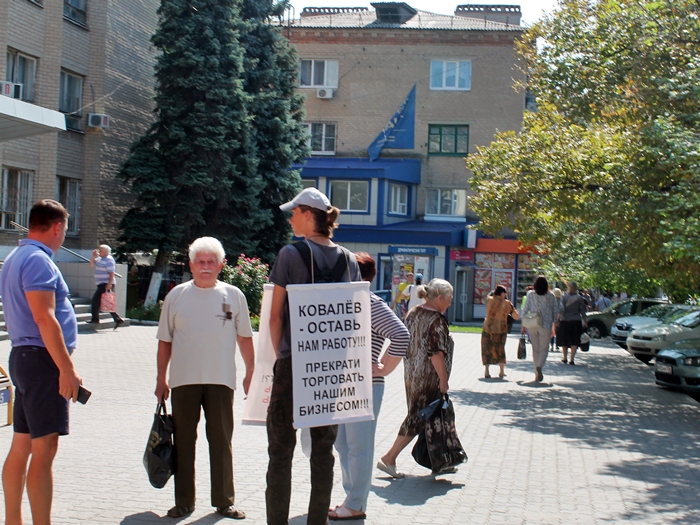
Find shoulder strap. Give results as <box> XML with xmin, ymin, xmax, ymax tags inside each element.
<box><xmin>292</xmin><ymin>241</ymin><xmax>349</xmax><ymax>283</ymax></box>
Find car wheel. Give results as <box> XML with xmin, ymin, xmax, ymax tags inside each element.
<box><xmin>587</xmin><ymin>323</ymin><xmax>605</xmax><ymax>339</ymax></box>
<box><xmin>634</xmin><ymin>353</ymin><xmax>652</xmax><ymax>364</ymax></box>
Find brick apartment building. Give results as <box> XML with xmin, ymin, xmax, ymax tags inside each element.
<box><xmin>0</xmin><ymin>0</ymin><xmax>157</xmax><ymax>261</ymax></box>
<box><xmin>284</xmin><ymin>2</ymin><xmax>538</xmax><ymax>321</ymax></box>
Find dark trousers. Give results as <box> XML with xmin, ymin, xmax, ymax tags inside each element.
<box><xmin>171</xmin><ymin>384</ymin><xmax>235</xmax><ymax>508</ymax></box>
<box><xmin>90</xmin><ymin>283</ymin><xmax>122</xmax><ymax>323</ymax></box>
<box><xmin>266</xmin><ymin>356</ymin><xmax>337</xmax><ymax>525</ymax></box>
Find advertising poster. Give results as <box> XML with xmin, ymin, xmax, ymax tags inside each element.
<box><xmin>287</xmin><ymin>281</ymin><xmax>373</xmax><ymax>429</ymax></box>
<box><xmin>242</xmin><ymin>284</ymin><xmax>276</xmax><ymax>425</ymax></box>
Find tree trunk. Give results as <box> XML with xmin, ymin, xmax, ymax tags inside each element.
<box><xmin>144</xmin><ymin>249</ymin><xmax>168</xmax><ymax>307</ymax></box>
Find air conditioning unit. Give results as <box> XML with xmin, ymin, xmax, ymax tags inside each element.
<box><xmin>88</xmin><ymin>113</ymin><xmax>110</xmax><ymax>129</ymax></box>
<box><xmin>0</xmin><ymin>81</ymin><xmax>22</xmax><ymax>99</ymax></box>
<box><xmin>316</xmin><ymin>88</ymin><xmax>334</xmax><ymax>99</ymax></box>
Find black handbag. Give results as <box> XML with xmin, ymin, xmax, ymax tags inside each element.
<box><xmin>517</xmin><ymin>336</ymin><xmax>527</xmax><ymax>359</ymax></box>
<box><xmin>411</xmin><ymin>394</ymin><xmax>467</xmax><ymax>474</ymax></box>
<box><xmin>143</xmin><ymin>402</ymin><xmax>176</xmax><ymax>489</ymax></box>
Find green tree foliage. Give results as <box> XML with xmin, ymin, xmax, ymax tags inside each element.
<box><xmin>239</xmin><ymin>0</ymin><xmax>307</xmax><ymax>264</ymax></box>
<box><xmin>467</xmin><ymin>0</ymin><xmax>700</xmax><ymax>298</ymax></box>
<box><xmin>119</xmin><ymin>0</ymin><xmax>306</xmax><ymax>270</ymax></box>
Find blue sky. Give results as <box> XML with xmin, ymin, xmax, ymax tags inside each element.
<box><xmin>289</xmin><ymin>1</ymin><xmax>558</xmax><ymax>26</ymax></box>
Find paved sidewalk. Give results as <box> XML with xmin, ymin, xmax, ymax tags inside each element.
<box><xmin>0</xmin><ymin>327</ymin><xmax>699</xmax><ymax>524</ymax></box>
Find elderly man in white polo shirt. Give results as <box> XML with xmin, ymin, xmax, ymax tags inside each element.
<box><xmin>155</xmin><ymin>237</ymin><xmax>255</xmax><ymax>520</ymax></box>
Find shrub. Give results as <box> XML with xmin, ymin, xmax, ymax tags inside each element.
<box><xmin>126</xmin><ymin>301</ymin><xmax>163</xmax><ymax>321</ymax></box>
<box><xmin>220</xmin><ymin>254</ymin><xmax>269</xmax><ymax>315</ymax></box>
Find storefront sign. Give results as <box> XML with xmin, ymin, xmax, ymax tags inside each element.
<box><xmin>450</xmin><ymin>249</ymin><xmax>474</xmax><ymax>261</ymax></box>
<box><xmin>287</xmin><ymin>281</ymin><xmax>373</xmax><ymax>429</ymax></box>
<box><xmin>388</xmin><ymin>246</ymin><xmax>439</xmax><ymax>256</ymax></box>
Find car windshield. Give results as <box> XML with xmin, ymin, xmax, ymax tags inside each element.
<box><xmin>661</xmin><ymin>307</ymin><xmax>696</xmax><ymax>322</ymax></box>
<box><xmin>672</xmin><ymin>310</ymin><xmax>700</xmax><ymax>328</ymax></box>
<box><xmin>641</xmin><ymin>304</ymin><xmax>673</xmax><ymax>319</ymax></box>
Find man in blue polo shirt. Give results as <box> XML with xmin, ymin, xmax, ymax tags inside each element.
<box><xmin>0</xmin><ymin>199</ymin><xmax>82</xmax><ymax>525</ymax></box>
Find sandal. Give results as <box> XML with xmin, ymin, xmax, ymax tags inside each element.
<box><xmin>216</xmin><ymin>505</ymin><xmax>246</xmax><ymax>519</ymax></box>
<box><xmin>167</xmin><ymin>506</ymin><xmax>194</xmax><ymax>518</ymax></box>
<box><xmin>329</xmin><ymin>505</ymin><xmax>366</xmax><ymax>521</ymax></box>
<box><xmin>376</xmin><ymin>459</ymin><xmax>405</xmax><ymax>479</ymax></box>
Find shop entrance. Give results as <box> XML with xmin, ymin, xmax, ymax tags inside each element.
<box><xmin>455</xmin><ymin>267</ymin><xmax>472</xmax><ymax>322</ymax></box>
<box><xmin>472</xmin><ymin>253</ymin><xmax>516</xmax><ymax>319</ymax></box>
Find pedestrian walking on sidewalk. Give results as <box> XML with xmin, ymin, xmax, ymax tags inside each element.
<box><xmin>481</xmin><ymin>286</ymin><xmax>518</xmax><ymax>379</ymax></box>
<box><xmin>329</xmin><ymin>252</ymin><xmax>409</xmax><ymax>521</ymax></box>
<box><xmin>378</xmin><ymin>279</ymin><xmax>454</xmax><ymax>478</ymax></box>
<box><xmin>557</xmin><ymin>281</ymin><xmax>588</xmax><ymax>366</ymax></box>
<box><xmin>0</xmin><ymin>199</ymin><xmax>82</xmax><ymax>525</ymax></box>
<box><xmin>88</xmin><ymin>244</ymin><xmax>125</xmax><ymax>329</ymax></box>
<box><xmin>522</xmin><ymin>276</ymin><xmax>558</xmax><ymax>382</ymax></box>
<box><xmin>155</xmin><ymin>236</ymin><xmax>255</xmax><ymax>520</ymax></box>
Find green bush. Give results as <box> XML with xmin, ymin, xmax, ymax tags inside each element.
<box><xmin>126</xmin><ymin>301</ymin><xmax>163</xmax><ymax>321</ymax></box>
<box><xmin>220</xmin><ymin>254</ymin><xmax>269</xmax><ymax>315</ymax></box>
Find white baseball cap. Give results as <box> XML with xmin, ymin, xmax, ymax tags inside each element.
<box><xmin>279</xmin><ymin>187</ymin><xmax>331</xmax><ymax>212</ymax></box>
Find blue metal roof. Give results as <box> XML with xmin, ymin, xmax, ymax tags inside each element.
<box><xmin>334</xmin><ymin>219</ymin><xmax>477</xmax><ymax>246</ymax></box>
<box><xmin>294</xmin><ymin>157</ymin><xmax>421</xmax><ymax>184</ymax></box>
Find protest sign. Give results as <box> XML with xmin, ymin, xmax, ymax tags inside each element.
<box><xmin>287</xmin><ymin>281</ymin><xmax>373</xmax><ymax>429</ymax></box>
<box><xmin>242</xmin><ymin>284</ymin><xmax>276</xmax><ymax>425</ymax></box>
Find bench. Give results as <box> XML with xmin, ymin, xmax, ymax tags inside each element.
<box><xmin>0</xmin><ymin>365</ymin><xmax>13</xmax><ymax>426</ymax></box>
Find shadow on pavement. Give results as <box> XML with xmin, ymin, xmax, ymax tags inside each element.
<box><xmin>450</xmin><ymin>347</ymin><xmax>700</xmax><ymax>523</ymax></box>
<box><xmin>371</xmin><ymin>475</ymin><xmax>464</xmax><ymax>505</ymax></box>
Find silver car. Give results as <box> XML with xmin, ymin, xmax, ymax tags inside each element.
<box><xmin>655</xmin><ymin>340</ymin><xmax>700</xmax><ymax>393</ymax></box>
<box><xmin>610</xmin><ymin>305</ymin><xmax>692</xmax><ymax>348</ymax></box>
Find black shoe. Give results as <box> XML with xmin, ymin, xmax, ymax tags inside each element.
<box><xmin>86</xmin><ymin>320</ymin><xmax>100</xmax><ymax>324</ymax></box>
<box><xmin>114</xmin><ymin>319</ymin><xmax>125</xmax><ymax>330</ymax></box>
<box><xmin>569</xmin><ymin>360</ymin><xmax>576</xmax><ymax>365</ymax></box>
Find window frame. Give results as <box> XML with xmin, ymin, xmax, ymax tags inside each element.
<box><xmin>329</xmin><ymin>180</ymin><xmax>370</xmax><ymax>213</ymax></box>
<box><xmin>59</xmin><ymin>70</ymin><xmax>83</xmax><ymax>131</ymax></box>
<box><xmin>305</xmin><ymin>122</ymin><xmax>336</xmax><ymax>155</ymax></box>
<box><xmin>56</xmin><ymin>176</ymin><xmax>81</xmax><ymax>236</ymax></box>
<box><xmin>428</xmin><ymin>124</ymin><xmax>470</xmax><ymax>156</ymax></box>
<box><xmin>389</xmin><ymin>183</ymin><xmax>408</xmax><ymax>216</ymax></box>
<box><xmin>425</xmin><ymin>188</ymin><xmax>467</xmax><ymax>217</ymax></box>
<box><xmin>299</xmin><ymin>59</ymin><xmax>339</xmax><ymax>88</ymax></box>
<box><xmin>0</xmin><ymin>168</ymin><xmax>34</xmax><ymax>230</ymax></box>
<box><xmin>429</xmin><ymin>60</ymin><xmax>471</xmax><ymax>91</ymax></box>
<box><xmin>63</xmin><ymin>0</ymin><xmax>87</xmax><ymax>26</ymax></box>
<box><xmin>5</xmin><ymin>49</ymin><xmax>37</xmax><ymax>102</ymax></box>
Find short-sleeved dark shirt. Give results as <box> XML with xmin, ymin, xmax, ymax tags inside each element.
<box><xmin>269</xmin><ymin>240</ymin><xmax>361</xmax><ymax>359</ymax></box>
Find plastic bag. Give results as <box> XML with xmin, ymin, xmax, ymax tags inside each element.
<box><xmin>517</xmin><ymin>336</ymin><xmax>527</xmax><ymax>360</ymax></box>
<box><xmin>411</xmin><ymin>394</ymin><xmax>467</xmax><ymax>474</ymax></box>
<box><xmin>100</xmin><ymin>291</ymin><xmax>117</xmax><ymax>313</ymax></box>
<box><xmin>143</xmin><ymin>402</ymin><xmax>176</xmax><ymax>489</ymax></box>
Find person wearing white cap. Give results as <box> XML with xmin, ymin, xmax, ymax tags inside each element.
<box><xmin>265</xmin><ymin>187</ymin><xmax>361</xmax><ymax>525</ymax></box>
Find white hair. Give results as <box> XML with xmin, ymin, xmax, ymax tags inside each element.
<box><xmin>416</xmin><ymin>278</ymin><xmax>453</xmax><ymax>301</ymax></box>
<box><xmin>99</xmin><ymin>244</ymin><xmax>111</xmax><ymax>255</ymax></box>
<box><xmin>188</xmin><ymin>237</ymin><xmax>225</xmax><ymax>263</ymax></box>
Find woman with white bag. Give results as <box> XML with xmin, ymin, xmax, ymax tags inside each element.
<box><xmin>522</xmin><ymin>276</ymin><xmax>558</xmax><ymax>382</ymax></box>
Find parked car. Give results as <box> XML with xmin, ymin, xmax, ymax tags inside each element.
<box><xmin>610</xmin><ymin>304</ymin><xmax>694</xmax><ymax>348</ymax></box>
<box><xmin>627</xmin><ymin>309</ymin><xmax>700</xmax><ymax>363</ymax></box>
<box><xmin>585</xmin><ymin>298</ymin><xmax>669</xmax><ymax>339</ymax></box>
<box><xmin>654</xmin><ymin>340</ymin><xmax>700</xmax><ymax>393</ymax></box>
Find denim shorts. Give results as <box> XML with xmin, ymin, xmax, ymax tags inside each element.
<box><xmin>9</xmin><ymin>345</ymin><xmax>69</xmax><ymax>438</ymax></box>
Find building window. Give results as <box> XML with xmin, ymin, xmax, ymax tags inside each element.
<box><xmin>56</xmin><ymin>176</ymin><xmax>80</xmax><ymax>236</ymax></box>
<box><xmin>306</xmin><ymin>123</ymin><xmax>336</xmax><ymax>154</ymax></box>
<box><xmin>64</xmin><ymin>0</ymin><xmax>87</xmax><ymax>25</ymax></box>
<box><xmin>0</xmin><ymin>168</ymin><xmax>33</xmax><ymax>230</ymax></box>
<box><xmin>430</xmin><ymin>60</ymin><xmax>471</xmax><ymax>91</ymax></box>
<box><xmin>300</xmin><ymin>59</ymin><xmax>338</xmax><ymax>88</ymax></box>
<box><xmin>425</xmin><ymin>188</ymin><xmax>467</xmax><ymax>216</ymax></box>
<box><xmin>389</xmin><ymin>184</ymin><xmax>408</xmax><ymax>215</ymax></box>
<box><xmin>59</xmin><ymin>70</ymin><xmax>83</xmax><ymax>131</ymax></box>
<box><xmin>5</xmin><ymin>50</ymin><xmax>37</xmax><ymax>102</ymax></box>
<box><xmin>428</xmin><ymin>125</ymin><xmax>469</xmax><ymax>155</ymax></box>
<box><xmin>330</xmin><ymin>180</ymin><xmax>369</xmax><ymax>212</ymax></box>
<box><xmin>301</xmin><ymin>179</ymin><xmax>317</xmax><ymax>189</ymax></box>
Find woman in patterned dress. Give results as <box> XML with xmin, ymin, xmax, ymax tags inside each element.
<box><xmin>376</xmin><ymin>279</ymin><xmax>454</xmax><ymax>478</ymax></box>
<box><xmin>481</xmin><ymin>285</ymin><xmax>518</xmax><ymax>379</ymax></box>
